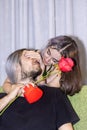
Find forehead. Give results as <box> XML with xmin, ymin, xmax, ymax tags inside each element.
<box><xmin>48</xmin><ymin>47</ymin><xmax>61</xmax><ymax>60</ymax></box>
<box><xmin>21</xmin><ymin>50</ymin><xmax>41</xmax><ymax>61</ymax></box>
<box><xmin>22</xmin><ymin>50</ymin><xmax>38</xmax><ymax>56</ymax></box>
<box><xmin>48</xmin><ymin>47</ymin><xmax>61</xmax><ymax>56</ymax></box>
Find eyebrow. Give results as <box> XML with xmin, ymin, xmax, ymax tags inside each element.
<box><xmin>52</xmin><ymin>57</ymin><xmax>59</xmax><ymax>63</ymax></box>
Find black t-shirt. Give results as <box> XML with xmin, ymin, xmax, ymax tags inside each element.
<box><xmin>0</xmin><ymin>85</ymin><xmax>79</xmax><ymax>130</ymax></box>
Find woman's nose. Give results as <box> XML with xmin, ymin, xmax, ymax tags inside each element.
<box><xmin>46</xmin><ymin>56</ymin><xmax>52</xmax><ymax>62</ymax></box>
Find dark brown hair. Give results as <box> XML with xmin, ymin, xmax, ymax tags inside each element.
<box><xmin>44</xmin><ymin>36</ymin><xmax>82</xmax><ymax>96</ymax></box>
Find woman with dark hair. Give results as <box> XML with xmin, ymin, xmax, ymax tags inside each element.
<box><xmin>41</xmin><ymin>36</ymin><xmax>82</xmax><ymax>95</ymax></box>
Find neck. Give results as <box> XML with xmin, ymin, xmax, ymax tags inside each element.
<box><xmin>18</xmin><ymin>77</ymin><xmax>35</xmax><ymax>85</ymax></box>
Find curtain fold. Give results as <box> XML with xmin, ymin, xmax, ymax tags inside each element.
<box><xmin>0</xmin><ymin>0</ymin><xmax>87</xmax><ymax>85</ymax></box>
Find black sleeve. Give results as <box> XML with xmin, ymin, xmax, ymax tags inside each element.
<box><xmin>55</xmin><ymin>89</ymin><xmax>79</xmax><ymax>128</ymax></box>
<box><xmin>0</xmin><ymin>93</ymin><xmax>7</xmax><ymax>98</ymax></box>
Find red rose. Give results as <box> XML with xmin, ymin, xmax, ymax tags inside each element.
<box><xmin>58</xmin><ymin>57</ymin><xmax>74</xmax><ymax>72</ymax></box>
<box><xmin>24</xmin><ymin>83</ymin><xmax>43</xmax><ymax>104</ymax></box>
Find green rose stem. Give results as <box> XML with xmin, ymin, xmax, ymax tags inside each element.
<box><xmin>0</xmin><ymin>94</ymin><xmax>20</xmax><ymax>116</ymax></box>
<box><xmin>35</xmin><ymin>69</ymin><xmax>61</xmax><ymax>84</ymax></box>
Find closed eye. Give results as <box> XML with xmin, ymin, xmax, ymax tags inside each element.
<box><xmin>52</xmin><ymin>58</ymin><xmax>58</xmax><ymax>63</ymax></box>
<box><xmin>47</xmin><ymin>48</ymin><xmax>51</xmax><ymax>55</ymax></box>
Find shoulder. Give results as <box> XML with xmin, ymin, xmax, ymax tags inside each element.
<box><xmin>39</xmin><ymin>85</ymin><xmax>65</xmax><ymax>100</ymax></box>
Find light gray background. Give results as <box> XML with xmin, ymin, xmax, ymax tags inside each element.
<box><xmin>0</xmin><ymin>0</ymin><xmax>87</xmax><ymax>85</ymax></box>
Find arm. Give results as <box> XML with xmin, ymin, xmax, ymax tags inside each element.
<box><xmin>59</xmin><ymin>123</ymin><xmax>74</xmax><ymax>130</ymax></box>
<box><xmin>46</xmin><ymin>67</ymin><xmax>61</xmax><ymax>87</ymax></box>
<box><xmin>2</xmin><ymin>78</ymin><xmax>12</xmax><ymax>93</ymax></box>
<box><xmin>0</xmin><ymin>85</ymin><xmax>24</xmax><ymax>112</ymax></box>
<box><xmin>2</xmin><ymin>78</ymin><xmax>18</xmax><ymax>94</ymax></box>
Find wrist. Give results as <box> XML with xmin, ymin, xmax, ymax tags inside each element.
<box><xmin>7</xmin><ymin>93</ymin><xmax>16</xmax><ymax>101</ymax></box>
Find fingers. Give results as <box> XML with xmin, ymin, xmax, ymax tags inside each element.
<box><xmin>24</xmin><ymin>51</ymin><xmax>41</xmax><ymax>61</ymax></box>
<box><xmin>10</xmin><ymin>82</ymin><xmax>36</xmax><ymax>97</ymax></box>
<box><xmin>10</xmin><ymin>84</ymin><xmax>24</xmax><ymax>97</ymax></box>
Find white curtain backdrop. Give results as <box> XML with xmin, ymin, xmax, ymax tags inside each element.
<box><xmin>0</xmin><ymin>0</ymin><xmax>87</xmax><ymax>85</ymax></box>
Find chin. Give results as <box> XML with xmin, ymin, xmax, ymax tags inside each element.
<box><xmin>31</xmin><ymin>68</ymin><xmax>42</xmax><ymax>80</ymax></box>
<box><xmin>36</xmin><ymin>68</ymin><xmax>42</xmax><ymax>76</ymax></box>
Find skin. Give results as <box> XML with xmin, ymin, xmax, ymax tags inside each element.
<box><xmin>0</xmin><ymin>84</ymin><xmax>23</xmax><ymax>111</ymax></box>
<box><xmin>59</xmin><ymin>123</ymin><xmax>73</xmax><ymax>130</ymax></box>
<box><xmin>22</xmin><ymin>50</ymin><xmax>44</xmax><ymax>72</ymax></box>
<box><xmin>20</xmin><ymin>50</ymin><xmax>43</xmax><ymax>80</ymax></box>
<box><xmin>42</xmin><ymin>47</ymin><xmax>61</xmax><ymax>65</ymax></box>
<box><xmin>41</xmin><ymin>47</ymin><xmax>62</xmax><ymax>86</ymax></box>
